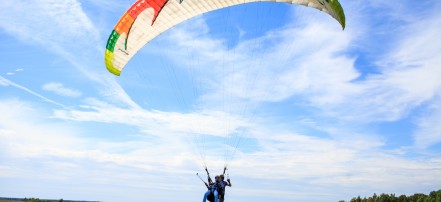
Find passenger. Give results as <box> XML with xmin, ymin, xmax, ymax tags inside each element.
<box><xmin>203</xmin><ymin>176</ymin><xmax>221</xmax><ymax>202</ymax></box>
<box><xmin>218</xmin><ymin>174</ymin><xmax>231</xmax><ymax>202</ymax></box>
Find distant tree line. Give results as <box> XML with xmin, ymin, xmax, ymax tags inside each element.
<box><xmin>0</xmin><ymin>197</ymin><xmax>98</xmax><ymax>202</ymax></box>
<box><xmin>339</xmin><ymin>189</ymin><xmax>441</xmax><ymax>202</ymax></box>
<box><xmin>23</xmin><ymin>198</ymin><xmax>63</xmax><ymax>202</ymax></box>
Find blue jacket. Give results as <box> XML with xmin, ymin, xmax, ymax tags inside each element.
<box><xmin>218</xmin><ymin>181</ymin><xmax>231</xmax><ymax>196</ymax></box>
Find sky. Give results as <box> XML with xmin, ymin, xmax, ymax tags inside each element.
<box><xmin>1</xmin><ymin>0</ymin><xmax>441</xmax><ymax>201</ymax></box>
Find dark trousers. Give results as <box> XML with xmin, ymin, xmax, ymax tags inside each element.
<box><xmin>219</xmin><ymin>195</ymin><xmax>225</xmax><ymax>202</ymax></box>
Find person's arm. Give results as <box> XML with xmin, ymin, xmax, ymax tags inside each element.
<box><xmin>206</xmin><ymin>168</ymin><xmax>213</xmax><ymax>184</ymax></box>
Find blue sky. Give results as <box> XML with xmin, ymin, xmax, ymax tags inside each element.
<box><xmin>1</xmin><ymin>0</ymin><xmax>441</xmax><ymax>201</ymax></box>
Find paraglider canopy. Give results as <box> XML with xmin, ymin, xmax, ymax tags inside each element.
<box><xmin>104</xmin><ymin>0</ymin><xmax>345</xmax><ymax>76</ymax></box>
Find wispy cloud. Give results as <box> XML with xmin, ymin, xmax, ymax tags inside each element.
<box><xmin>414</xmin><ymin>98</ymin><xmax>441</xmax><ymax>149</ymax></box>
<box><xmin>0</xmin><ymin>98</ymin><xmax>196</xmax><ymax>173</ymax></box>
<box><xmin>0</xmin><ymin>0</ymin><xmax>99</xmax><ymax>50</ymax></box>
<box><xmin>147</xmin><ymin>1</ymin><xmax>441</xmax><ymax>125</ymax></box>
<box><xmin>42</xmin><ymin>82</ymin><xmax>82</xmax><ymax>98</ymax></box>
<box><xmin>0</xmin><ymin>0</ymin><xmax>140</xmax><ymax>109</ymax></box>
<box><xmin>0</xmin><ymin>76</ymin><xmax>65</xmax><ymax>107</ymax></box>
<box><xmin>2</xmin><ymin>98</ymin><xmax>440</xmax><ymax>201</ymax></box>
<box><xmin>52</xmin><ymin>98</ymin><xmax>248</xmax><ymax>138</ymax></box>
<box><xmin>372</xmin><ymin>6</ymin><xmax>441</xmax><ymax>148</ymax></box>
<box><xmin>231</xmin><ymin>130</ymin><xmax>441</xmax><ymax>190</ymax></box>
<box><xmin>0</xmin><ymin>78</ymin><xmax>7</xmax><ymax>86</ymax></box>
<box><xmin>147</xmin><ymin>15</ymin><xmax>355</xmax><ymax>108</ymax></box>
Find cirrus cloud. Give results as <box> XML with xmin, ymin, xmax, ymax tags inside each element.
<box><xmin>43</xmin><ymin>82</ymin><xmax>82</xmax><ymax>98</ymax></box>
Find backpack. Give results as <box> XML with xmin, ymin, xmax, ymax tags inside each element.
<box><xmin>207</xmin><ymin>191</ymin><xmax>214</xmax><ymax>202</ymax></box>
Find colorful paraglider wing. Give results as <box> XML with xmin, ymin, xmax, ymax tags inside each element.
<box><xmin>105</xmin><ymin>0</ymin><xmax>345</xmax><ymax>76</ymax></box>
